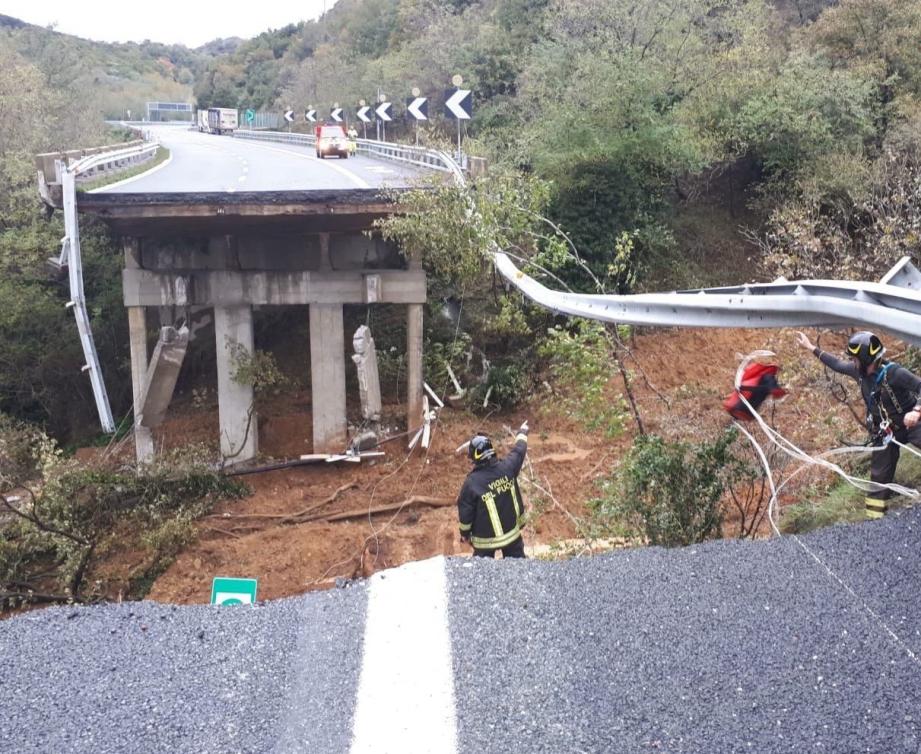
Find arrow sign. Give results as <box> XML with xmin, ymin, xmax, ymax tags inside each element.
<box><xmin>375</xmin><ymin>102</ymin><xmax>392</xmax><ymax>122</ymax></box>
<box><xmin>284</xmin><ymin>109</ymin><xmax>295</xmax><ymax>123</ymax></box>
<box><xmin>357</xmin><ymin>106</ymin><xmax>372</xmax><ymax>123</ymax></box>
<box><xmin>305</xmin><ymin>109</ymin><xmax>316</xmax><ymax>123</ymax></box>
<box><xmin>330</xmin><ymin>107</ymin><xmax>343</xmax><ymax>122</ymax></box>
<box><xmin>406</xmin><ymin>97</ymin><xmax>428</xmax><ymax>121</ymax></box>
<box><xmin>245</xmin><ymin>109</ymin><xmax>255</xmax><ymax>124</ymax></box>
<box><xmin>444</xmin><ymin>89</ymin><xmax>472</xmax><ymax>120</ymax></box>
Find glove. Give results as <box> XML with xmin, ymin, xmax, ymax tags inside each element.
<box><xmin>518</xmin><ymin>420</ymin><xmax>529</xmax><ymax>436</ymax></box>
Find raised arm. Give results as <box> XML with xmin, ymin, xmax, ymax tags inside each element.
<box><xmin>795</xmin><ymin>331</ymin><xmax>858</xmax><ymax>378</ymax></box>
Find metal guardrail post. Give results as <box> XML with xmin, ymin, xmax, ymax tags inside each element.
<box><xmin>61</xmin><ymin>169</ymin><xmax>115</xmax><ymax>432</ymax></box>
<box><xmin>54</xmin><ymin>140</ymin><xmax>159</xmax><ymax>433</ymax></box>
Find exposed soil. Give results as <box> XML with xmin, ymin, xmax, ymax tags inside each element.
<box><xmin>138</xmin><ymin>325</ymin><xmax>877</xmax><ymax>606</ymax></box>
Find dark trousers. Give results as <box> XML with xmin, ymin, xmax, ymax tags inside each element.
<box><xmin>867</xmin><ymin>424</ymin><xmax>921</xmax><ymax>516</ymax></box>
<box><xmin>473</xmin><ymin>536</ymin><xmax>526</xmax><ymax>559</ymax></box>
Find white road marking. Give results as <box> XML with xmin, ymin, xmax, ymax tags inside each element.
<box><xmin>88</xmin><ymin>153</ymin><xmax>173</xmax><ymax>193</ymax></box>
<box><xmin>233</xmin><ymin>140</ymin><xmax>372</xmax><ymax>189</ymax></box>
<box><xmin>350</xmin><ymin>556</ymin><xmax>458</xmax><ymax>754</ymax></box>
<box><xmin>238</xmin><ymin>175</ymin><xmax>246</xmax><ymax>182</ymax></box>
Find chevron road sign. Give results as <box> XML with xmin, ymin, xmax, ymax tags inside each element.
<box><xmin>283</xmin><ymin>109</ymin><xmax>295</xmax><ymax>123</ymax></box>
<box><xmin>330</xmin><ymin>107</ymin><xmax>343</xmax><ymax>122</ymax></box>
<box><xmin>305</xmin><ymin>108</ymin><xmax>317</xmax><ymax>123</ymax></box>
<box><xmin>357</xmin><ymin>106</ymin><xmax>372</xmax><ymax>123</ymax></box>
<box><xmin>444</xmin><ymin>89</ymin><xmax>472</xmax><ymax>120</ymax></box>
<box><xmin>406</xmin><ymin>96</ymin><xmax>428</xmax><ymax>121</ymax></box>
<box><xmin>376</xmin><ymin>102</ymin><xmax>393</xmax><ymax>122</ymax></box>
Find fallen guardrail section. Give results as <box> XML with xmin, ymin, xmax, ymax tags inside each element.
<box><xmin>495</xmin><ymin>253</ymin><xmax>921</xmax><ymax>348</ymax></box>
<box><xmin>48</xmin><ymin>141</ymin><xmax>161</xmax><ymax>432</ymax></box>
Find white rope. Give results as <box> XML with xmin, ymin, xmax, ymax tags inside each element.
<box><xmin>730</xmin><ymin>357</ymin><xmax>921</xmax><ymax>670</ymax></box>
<box><xmin>733</xmin><ymin>351</ymin><xmax>920</xmax><ymax>501</ymax></box>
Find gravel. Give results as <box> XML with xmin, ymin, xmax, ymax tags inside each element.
<box><xmin>0</xmin><ymin>581</ymin><xmax>369</xmax><ymax>754</ymax></box>
<box><xmin>3</xmin><ymin>509</ymin><xmax>919</xmax><ymax>754</ymax></box>
<box><xmin>446</xmin><ymin>507</ymin><xmax>921</xmax><ymax>754</ymax></box>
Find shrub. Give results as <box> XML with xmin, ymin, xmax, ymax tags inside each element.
<box><xmin>591</xmin><ymin>429</ymin><xmax>738</xmax><ymax>547</ymax></box>
<box><xmin>0</xmin><ymin>421</ymin><xmax>247</xmax><ymax>610</ymax></box>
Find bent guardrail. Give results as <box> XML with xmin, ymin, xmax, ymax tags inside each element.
<box><xmin>495</xmin><ymin>253</ymin><xmax>921</xmax><ymax>348</ymax></box>
<box><xmin>50</xmin><ymin>141</ymin><xmax>161</xmax><ymax>433</ymax></box>
<box><xmin>36</xmin><ymin>140</ymin><xmax>157</xmax><ymax>207</ymax></box>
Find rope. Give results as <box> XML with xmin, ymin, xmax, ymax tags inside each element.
<box><xmin>731</xmin><ymin>354</ymin><xmax>921</xmax><ymax>671</ymax></box>
<box><xmin>733</xmin><ymin>352</ymin><xmax>919</xmax><ymax>501</ymax></box>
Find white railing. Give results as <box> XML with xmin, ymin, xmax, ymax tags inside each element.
<box><xmin>56</xmin><ymin>140</ymin><xmax>161</xmax><ymax>433</ymax></box>
<box><xmin>495</xmin><ymin>253</ymin><xmax>921</xmax><ymax>348</ymax></box>
<box><xmin>232</xmin><ymin>129</ymin><xmax>464</xmax><ymax>182</ymax></box>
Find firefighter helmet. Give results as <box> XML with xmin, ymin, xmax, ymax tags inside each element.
<box><xmin>468</xmin><ymin>434</ymin><xmax>495</xmax><ymax>464</ymax></box>
<box><xmin>846</xmin><ymin>331</ymin><xmax>885</xmax><ymax>373</ymax></box>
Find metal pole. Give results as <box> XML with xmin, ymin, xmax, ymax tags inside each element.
<box><xmin>457</xmin><ymin>119</ymin><xmax>462</xmax><ymax>164</ymax></box>
<box><xmin>62</xmin><ymin>170</ymin><xmax>116</xmax><ymax>433</ymax></box>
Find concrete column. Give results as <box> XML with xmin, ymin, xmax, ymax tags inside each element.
<box><xmin>124</xmin><ymin>237</ymin><xmax>154</xmax><ymax>463</ymax></box>
<box><xmin>407</xmin><ymin>304</ymin><xmax>424</xmax><ymax>432</ymax></box>
<box><xmin>215</xmin><ymin>305</ymin><xmax>258</xmax><ymax>464</ymax></box>
<box><xmin>309</xmin><ymin>303</ymin><xmax>347</xmax><ymax>453</ymax></box>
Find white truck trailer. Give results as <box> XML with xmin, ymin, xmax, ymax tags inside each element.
<box><xmin>206</xmin><ymin>107</ymin><xmax>238</xmax><ymax>135</ymax></box>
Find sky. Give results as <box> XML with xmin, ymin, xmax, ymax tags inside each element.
<box><xmin>1</xmin><ymin>0</ymin><xmax>335</xmax><ymax>47</ymax></box>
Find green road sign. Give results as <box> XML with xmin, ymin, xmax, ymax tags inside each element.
<box><xmin>211</xmin><ymin>577</ymin><xmax>258</xmax><ymax>606</ymax></box>
<box><xmin>245</xmin><ymin>109</ymin><xmax>255</xmax><ymax>124</ymax></box>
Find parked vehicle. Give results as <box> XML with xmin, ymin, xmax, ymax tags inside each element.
<box><xmin>315</xmin><ymin>124</ymin><xmax>349</xmax><ymax>159</ymax></box>
<box><xmin>207</xmin><ymin>108</ymin><xmax>238</xmax><ymax>135</ymax></box>
<box><xmin>196</xmin><ymin>109</ymin><xmax>209</xmax><ymax>132</ymax></box>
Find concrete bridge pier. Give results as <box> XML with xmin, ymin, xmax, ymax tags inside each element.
<box><xmin>310</xmin><ymin>303</ymin><xmax>347</xmax><ymax>453</ymax></box>
<box><xmin>124</xmin><ymin>238</ymin><xmax>154</xmax><ymax>463</ymax></box>
<box><xmin>214</xmin><ymin>305</ymin><xmax>258</xmax><ymax>464</ymax></box>
<box><xmin>407</xmin><ymin>303</ymin><xmax>424</xmax><ymax>434</ymax></box>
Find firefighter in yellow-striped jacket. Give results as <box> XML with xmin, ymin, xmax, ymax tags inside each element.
<box><xmin>457</xmin><ymin>422</ymin><xmax>529</xmax><ymax>558</ymax></box>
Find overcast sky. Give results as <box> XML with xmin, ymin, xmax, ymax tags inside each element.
<box><xmin>1</xmin><ymin>0</ymin><xmax>335</xmax><ymax>47</ymax></box>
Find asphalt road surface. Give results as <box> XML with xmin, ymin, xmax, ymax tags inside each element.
<box><xmin>2</xmin><ymin>507</ymin><xmax>920</xmax><ymax>753</ymax></box>
<box><xmin>92</xmin><ymin>126</ymin><xmax>430</xmax><ymax>194</ymax></box>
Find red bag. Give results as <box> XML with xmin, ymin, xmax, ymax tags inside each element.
<box><xmin>723</xmin><ymin>363</ymin><xmax>787</xmax><ymax>421</ymax></box>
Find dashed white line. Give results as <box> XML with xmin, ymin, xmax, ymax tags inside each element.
<box><xmin>232</xmin><ymin>140</ymin><xmax>372</xmax><ymax>189</ymax></box>
<box><xmin>349</xmin><ymin>556</ymin><xmax>458</xmax><ymax>754</ymax></box>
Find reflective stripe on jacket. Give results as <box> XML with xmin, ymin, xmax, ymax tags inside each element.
<box><xmin>457</xmin><ymin>436</ymin><xmax>527</xmax><ymax>549</ymax></box>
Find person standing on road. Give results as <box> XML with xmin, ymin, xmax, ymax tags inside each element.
<box><xmin>795</xmin><ymin>330</ymin><xmax>921</xmax><ymax>519</ymax></box>
<box><xmin>457</xmin><ymin>421</ymin><xmax>530</xmax><ymax>558</ymax></box>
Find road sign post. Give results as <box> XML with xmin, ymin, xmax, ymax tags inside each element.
<box><xmin>445</xmin><ymin>77</ymin><xmax>472</xmax><ymax>165</ymax></box>
<box><xmin>407</xmin><ymin>88</ymin><xmax>427</xmax><ymax>147</ymax></box>
<box><xmin>210</xmin><ymin>577</ymin><xmax>258</xmax><ymax>606</ymax></box>
<box><xmin>357</xmin><ymin>101</ymin><xmax>371</xmax><ymax>139</ymax></box>
<box><xmin>375</xmin><ymin>99</ymin><xmax>392</xmax><ymax>142</ymax></box>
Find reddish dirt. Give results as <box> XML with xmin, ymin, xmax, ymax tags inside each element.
<box><xmin>143</xmin><ymin>326</ymin><xmax>874</xmax><ymax>605</ymax></box>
